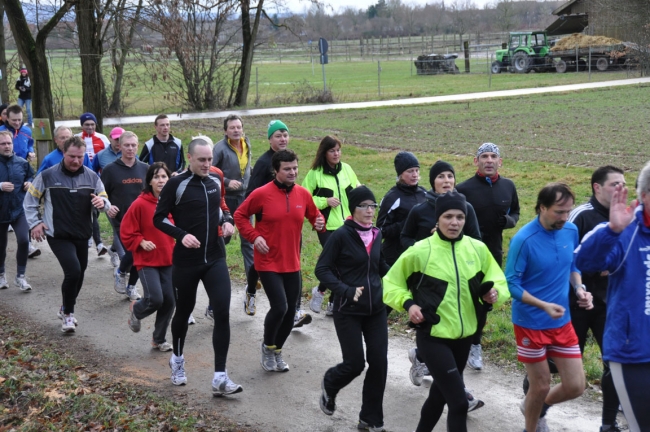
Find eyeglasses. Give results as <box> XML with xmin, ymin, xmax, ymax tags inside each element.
<box><xmin>356</xmin><ymin>204</ymin><xmax>378</xmax><ymax>210</ymax></box>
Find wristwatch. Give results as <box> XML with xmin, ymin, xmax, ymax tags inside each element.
<box><xmin>573</xmin><ymin>283</ymin><xmax>586</xmax><ymax>293</ymax></box>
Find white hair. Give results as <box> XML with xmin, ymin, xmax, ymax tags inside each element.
<box><xmin>637</xmin><ymin>160</ymin><xmax>650</xmax><ymax>197</ymax></box>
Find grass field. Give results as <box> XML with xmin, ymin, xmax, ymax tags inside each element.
<box><xmin>83</xmin><ymin>83</ymin><xmax>650</xmax><ymax>382</ymax></box>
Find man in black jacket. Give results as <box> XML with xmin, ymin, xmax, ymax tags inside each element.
<box><xmin>568</xmin><ymin>165</ymin><xmax>625</xmax><ymax>432</ymax></box>
<box><xmin>456</xmin><ymin>142</ymin><xmax>520</xmax><ymax>371</ymax></box>
<box><xmin>139</xmin><ymin>115</ymin><xmax>185</xmax><ymax>174</ymax></box>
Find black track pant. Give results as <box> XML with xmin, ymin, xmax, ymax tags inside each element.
<box><xmin>315</xmin><ymin>230</ymin><xmax>334</xmax><ymax>294</ymax></box>
<box><xmin>572</xmin><ymin>305</ymin><xmax>619</xmax><ymax>426</ymax></box>
<box><xmin>259</xmin><ymin>271</ymin><xmax>300</xmax><ymax>349</ymax></box>
<box><xmin>171</xmin><ymin>258</ymin><xmax>231</xmax><ymax>371</ymax></box>
<box><xmin>324</xmin><ymin>309</ymin><xmax>388</xmax><ymax>428</ymax></box>
<box><xmin>91</xmin><ymin>209</ymin><xmax>101</xmax><ymax>245</ymax></box>
<box><xmin>415</xmin><ymin>332</ymin><xmax>471</xmax><ymax>432</ymax></box>
<box><xmin>134</xmin><ymin>266</ymin><xmax>175</xmax><ymax>345</ymax></box>
<box><xmin>0</xmin><ymin>214</ymin><xmax>29</xmax><ymax>275</ymax></box>
<box><xmin>115</xmin><ymin>224</ymin><xmax>139</xmax><ymax>286</ymax></box>
<box><xmin>47</xmin><ymin>236</ymin><xmax>88</xmax><ymax>315</ymax></box>
<box><xmin>610</xmin><ymin>361</ymin><xmax>650</xmax><ymax>432</ymax></box>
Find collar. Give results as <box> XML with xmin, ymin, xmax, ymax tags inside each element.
<box><xmin>323</xmin><ymin>162</ymin><xmax>342</xmax><ymax>176</ymax></box>
<box><xmin>588</xmin><ymin>195</ymin><xmax>610</xmax><ymax>218</ymax></box>
<box><xmin>60</xmin><ymin>161</ymin><xmax>85</xmax><ymax>177</ymax></box>
<box><xmin>344</xmin><ymin>217</ymin><xmax>373</xmax><ymax>231</ymax></box>
<box><xmin>436</xmin><ymin>230</ymin><xmax>464</xmax><ymax>243</ymax></box>
<box><xmin>644</xmin><ymin>206</ymin><xmax>650</xmax><ymax>228</ymax></box>
<box><xmin>476</xmin><ymin>171</ymin><xmax>499</xmax><ymax>183</ymax></box>
<box><xmin>273</xmin><ymin>179</ymin><xmax>295</xmax><ymax>193</ymax></box>
<box><xmin>396</xmin><ymin>182</ymin><xmax>421</xmax><ymax>193</ymax></box>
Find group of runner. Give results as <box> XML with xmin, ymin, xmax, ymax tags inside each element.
<box><xmin>1</xmin><ymin>104</ymin><xmax>648</xmax><ymax>432</ymax></box>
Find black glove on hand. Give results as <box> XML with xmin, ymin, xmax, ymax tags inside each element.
<box><xmin>479</xmin><ymin>281</ymin><xmax>494</xmax><ymax>297</ymax></box>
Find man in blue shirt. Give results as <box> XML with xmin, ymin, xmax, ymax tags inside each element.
<box><xmin>506</xmin><ymin>183</ymin><xmax>593</xmax><ymax>432</ymax></box>
<box><xmin>0</xmin><ymin>104</ymin><xmax>34</xmax><ymax>162</ymax></box>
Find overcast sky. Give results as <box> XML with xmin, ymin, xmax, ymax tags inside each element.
<box><xmin>279</xmin><ymin>0</ymin><xmax>496</xmax><ymax>15</ymax></box>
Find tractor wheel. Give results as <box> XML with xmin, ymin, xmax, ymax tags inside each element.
<box><xmin>596</xmin><ymin>57</ymin><xmax>608</xmax><ymax>71</ymax></box>
<box><xmin>555</xmin><ymin>60</ymin><xmax>567</xmax><ymax>74</ymax></box>
<box><xmin>512</xmin><ymin>52</ymin><xmax>530</xmax><ymax>73</ymax></box>
<box><xmin>491</xmin><ymin>61</ymin><xmax>502</xmax><ymax>74</ymax></box>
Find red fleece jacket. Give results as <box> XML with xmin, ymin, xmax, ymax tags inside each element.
<box><xmin>234</xmin><ymin>181</ymin><xmax>323</xmax><ymax>273</ymax></box>
<box><xmin>120</xmin><ymin>192</ymin><xmax>175</xmax><ymax>270</ymax></box>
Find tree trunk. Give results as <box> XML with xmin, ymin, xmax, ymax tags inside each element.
<box><xmin>3</xmin><ymin>0</ymin><xmax>71</xmax><ymax>133</ymax></box>
<box><xmin>0</xmin><ymin>5</ymin><xmax>9</xmax><ymax>104</ymax></box>
<box><xmin>76</xmin><ymin>0</ymin><xmax>106</xmax><ymax>132</ymax></box>
<box><xmin>233</xmin><ymin>0</ymin><xmax>264</xmax><ymax>107</ymax></box>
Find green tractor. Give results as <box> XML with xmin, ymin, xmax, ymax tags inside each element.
<box><xmin>492</xmin><ymin>31</ymin><xmax>555</xmax><ymax>74</ymax></box>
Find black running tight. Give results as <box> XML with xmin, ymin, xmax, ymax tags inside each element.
<box><xmin>171</xmin><ymin>258</ymin><xmax>231</xmax><ymax>371</ymax></box>
<box><xmin>415</xmin><ymin>332</ymin><xmax>472</xmax><ymax>432</ymax></box>
<box><xmin>258</xmin><ymin>271</ymin><xmax>301</xmax><ymax>349</ymax></box>
<box><xmin>47</xmin><ymin>236</ymin><xmax>89</xmax><ymax>315</ymax></box>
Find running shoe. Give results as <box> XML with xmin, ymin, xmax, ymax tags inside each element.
<box><xmin>212</xmin><ymin>371</ymin><xmax>243</xmax><ymax>396</ymax></box>
<box><xmin>108</xmin><ymin>248</ymin><xmax>120</xmax><ymax>267</ymax></box>
<box><xmin>465</xmin><ymin>388</ymin><xmax>485</xmax><ymax>412</ymax></box>
<box><xmin>536</xmin><ymin>417</ymin><xmax>549</xmax><ymax>432</ymax></box>
<box><xmin>61</xmin><ymin>314</ymin><xmax>76</xmax><ymax>333</ymax></box>
<box><xmin>468</xmin><ymin>344</ymin><xmax>483</xmax><ymax>370</ymax></box>
<box><xmin>274</xmin><ymin>349</ymin><xmax>289</xmax><ymax>372</ymax></box>
<box><xmin>309</xmin><ymin>287</ymin><xmax>325</xmax><ymax>313</ymax></box>
<box><xmin>96</xmin><ymin>242</ymin><xmax>108</xmax><ymax>256</ymax></box>
<box><xmin>407</xmin><ymin>347</ymin><xmax>426</xmax><ymax>386</ymax></box>
<box><xmin>169</xmin><ymin>357</ymin><xmax>187</xmax><ymax>386</ymax></box>
<box><xmin>205</xmin><ymin>306</ymin><xmax>214</xmax><ymax>321</ymax></box>
<box><xmin>357</xmin><ymin>419</ymin><xmax>386</xmax><ymax>432</ymax></box>
<box><xmin>125</xmin><ymin>285</ymin><xmax>141</xmax><ymax>301</ymax></box>
<box><xmin>256</xmin><ymin>280</ymin><xmax>262</xmax><ymax>290</ymax></box>
<box><xmin>14</xmin><ymin>274</ymin><xmax>32</xmax><ymax>291</ymax></box>
<box><xmin>326</xmin><ymin>302</ymin><xmax>334</xmax><ymax>316</ymax></box>
<box><xmin>114</xmin><ymin>268</ymin><xmax>127</xmax><ymax>294</ymax></box>
<box><xmin>293</xmin><ymin>310</ymin><xmax>312</xmax><ymax>328</ymax></box>
<box><xmin>600</xmin><ymin>423</ymin><xmax>625</xmax><ymax>432</ymax></box>
<box><xmin>261</xmin><ymin>342</ymin><xmax>277</xmax><ymax>371</ymax></box>
<box><xmin>188</xmin><ymin>314</ymin><xmax>196</xmax><ymax>325</ymax></box>
<box><xmin>128</xmin><ymin>301</ymin><xmax>140</xmax><ymax>332</ymax></box>
<box><xmin>243</xmin><ymin>292</ymin><xmax>256</xmax><ymax>316</ymax></box>
<box><xmin>0</xmin><ymin>273</ymin><xmax>8</xmax><ymax>289</ymax></box>
<box><xmin>152</xmin><ymin>341</ymin><xmax>173</xmax><ymax>352</ymax></box>
<box><xmin>319</xmin><ymin>378</ymin><xmax>336</xmax><ymax>415</ymax></box>
<box><xmin>28</xmin><ymin>243</ymin><xmax>41</xmax><ymax>258</ymax></box>
<box><xmin>57</xmin><ymin>306</ymin><xmax>78</xmax><ymax>325</ymax></box>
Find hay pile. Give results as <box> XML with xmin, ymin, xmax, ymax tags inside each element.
<box><xmin>551</xmin><ymin>33</ymin><xmax>622</xmax><ymax>51</ymax></box>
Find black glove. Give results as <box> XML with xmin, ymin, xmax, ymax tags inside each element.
<box><xmin>479</xmin><ymin>281</ymin><xmax>494</xmax><ymax>297</ymax></box>
<box><xmin>497</xmin><ymin>210</ymin><xmax>508</xmax><ymax>228</ymax></box>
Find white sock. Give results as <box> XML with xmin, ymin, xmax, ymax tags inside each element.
<box><xmin>172</xmin><ymin>353</ymin><xmax>183</xmax><ymax>363</ymax></box>
<box><xmin>214</xmin><ymin>371</ymin><xmax>227</xmax><ymax>381</ymax></box>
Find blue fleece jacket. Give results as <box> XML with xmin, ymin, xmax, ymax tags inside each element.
<box><xmin>575</xmin><ymin>208</ymin><xmax>650</xmax><ymax>364</ymax></box>
<box><xmin>506</xmin><ymin>217</ymin><xmax>579</xmax><ymax>330</ymax></box>
<box><xmin>37</xmin><ymin>148</ymin><xmax>92</xmax><ymax>175</ymax></box>
<box><xmin>0</xmin><ymin>124</ymin><xmax>33</xmax><ymax>159</ymax></box>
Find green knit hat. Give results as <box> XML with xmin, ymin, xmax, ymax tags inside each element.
<box><xmin>267</xmin><ymin>120</ymin><xmax>289</xmax><ymax>139</ymax></box>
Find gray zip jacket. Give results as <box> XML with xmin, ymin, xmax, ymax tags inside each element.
<box><xmin>212</xmin><ymin>135</ymin><xmax>251</xmax><ymax>198</ymax></box>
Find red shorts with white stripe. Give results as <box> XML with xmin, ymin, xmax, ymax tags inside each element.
<box><xmin>514</xmin><ymin>322</ymin><xmax>581</xmax><ymax>363</ymax></box>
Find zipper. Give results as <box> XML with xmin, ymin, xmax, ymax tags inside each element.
<box><xmin>334</xmin><ymin>174</ymin><xmax>344</xmax><ymax>223</ymax></box>
<box><xmin>285</xmin><ymin>190</ymin><xmax>290</xmax><ymax>212</ymax></box>
<box><xmin>451</xmin><ymin>241</ymin><xmax>464</xmax><ymax>337</ymax></box>
<box><xmin>366</xmin><ymin>239</ymin><xmax>372</xmax><ymax>315</ymax></box>
<box><xmin>201</xmin><ymin>176</ymin><xmax>208</xmax><ymax>264</ymax></box>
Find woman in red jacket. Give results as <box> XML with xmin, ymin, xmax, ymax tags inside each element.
<box><xmin>121</xmin><ymin>162</ymin><xmax>176</xmax><ymax>351</ymax></box>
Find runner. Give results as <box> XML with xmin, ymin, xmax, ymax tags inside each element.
<box><xmin>0</xmin><ymin>130</ymin><xmax>34</xmax><ymax>291</ymax></box>
<box><xmin>315</xmin><ymin>186</ymin><xmax>389</xmax><ymax>432</ymax></box>
<box><xmin>303</xmin><ymin>135</ymin><xmax>360</xmax><ymax>315</ymax></box>
<box><xmin>24</xmin><ymin>136</ymin><xmax>111</xmax><ymax>333</ymax></box>
<box><xmin>153</xmin><ymin>137</ymin><xmax>242</xmax><ymax>395</ymax></box>
<box><xmin>383</xmin><ymin>191</ymin><xmax>509</xmax><ymax>432</ymax></box>
<box><xmin>121</xmin><ymin>162</ymin><xmax>175</xmax><ymax>352</ymax></box>
<box><xmin>575</xmin><ymin>167</ymin><xmax>650</xmax><ymax>432</ymax></box>
<box><xmin>506</xmin><ymin>183</ymin><xmax>593</xmax><ymax>432</ymax></box>
<box><xmin>101</xmin><ymin>131</ymin><xmax>148</xmax><ymax>300</ymax></box>
<box><xmin>234</xmin><ymin>149</ymin><xmax>324</xmax><ymax>373</ymax></box>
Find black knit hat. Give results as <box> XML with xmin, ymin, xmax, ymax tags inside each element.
<box><xmin>435</xmin><ymin>191</ymin><xmax>467</xmax><ymax>221</ymax></box>
<box><xmin>348</xmin><ymin>185</ymin><xmax>376</xmax><ymax>215</ymax></box>
<box><xmin>394</xmin><ymin>151</ymin><xmax>419</xmax><ymax>176</ymax></box>
<box><xmin>429</xmin><ymin>160</ymin><xmax>455</xmax><ymax>189</ymax></box>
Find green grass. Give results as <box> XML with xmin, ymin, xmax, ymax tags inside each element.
<box><xmin>87</xmin><ymin>83</ymin><xmax>650</xmax><ymax>383</ymax></box>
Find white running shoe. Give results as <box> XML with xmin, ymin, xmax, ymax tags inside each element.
<box><xmin>326</xmin><ymin>301</ymin><xmax>334</xmax><ymax>316</ymax></box>
<box><xmin>467</xmin><ymin>344</ymin><xmax>483</xmax><ymax>370</ymax></box>
<box><xmin>169</xmin><ymin>357</ymin><xmax>187</xmax><ymax>386</ymax></box>
<box><xmin>125</xmin><ymin>285</ymin><xmax>141</xmax><ymax>301</ymax></box>
<box><xmin>205</xmin><ymin>306</ymin><xmax>214</xmax><ymax>321</ymax></box>
<box><xmin>261</xmin><ymin>342</ymin><xmax>277</xmax><ymax>371</ymax></box>
<box><xmin>57</xmin><ymin>306</ymin><xmax>78</xmax><ymax>325</ymax></box>
<box><xmin>309</xmin><ymin>287</ymin><xmax>325</xmax><ymax>313</ymax></box>
<box><xmin>108</xmin><ymin>248</ymin><xmax>120</xmax><ymax>267</ymax></box>
<box><xmin>407</xmin><ymin>347</ymin><xmax>427</xmax><ymax>386</ymax></box>
<box><xmin>293</xmin><ymin>310</ymin><xmax>312</xmax><ymax>328</ymax></box>
<box><xmin>274</xmin><ymin>350</ymin><xmax>290</xmax><ymax>372</ymax></box>
<box><xmin>14</xmin><ymin>274</ymin><xmax>32</xmax><ymax>291</ymax></box>
<box><xmin>243</xmin><ymin>292</ymin><xmax>256</xmax><ymax>316</ymax></box>
<box><xmin>61</xmin><ymin>314</ymin><xmax>76</xmax><ymax>333</ymax></box>
<box><xmin>96</xmin><ymin>243</ymin><xmax>108</xmax><ymax>256</ymax></box>
<box><xmin>212</xmin><ymin>371</ymin><xmax>243</xmax><ymax>396</ymax></box>
<box><xmin>28</xmin><ymin>243</ymin><xmax>41</xmax><ymax>258</ymax></box>
<box><xmin>128</xmin><ymin>302</ymin><xmax>141</xmax><ymax>332</ymax></box>
<box><xmin>188</xmin><ymin>314</ymin><xmax>196</xmax><ymax>325</ymax></box>
<box><xmin>152</xmin><ymin>341</ymin><xmax>173</xmax><ymax>352</ymax></box>
<box><xmin>114</xmin><ymin>268</ymin><xmax>127</xmax><ymax>294</ymax></box>
<box><xmin>0</xmin><ymin>273</ymin><xmax>8</xmax><ymax>289</ymax></box>
<box><xmin>465</xmin><ymin>388</ymin><xmax>485</xmax><ymax>412</ymax></box>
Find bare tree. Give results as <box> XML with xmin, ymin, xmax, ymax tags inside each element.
<box><xmin>449</xmin><ymin>0</ymin><xmax>477</xmax><ymax>47</ymax></box>
<box><xmin>233</xmin><ymin>0</ymin><xmax>265</xmax><ymax>106</ymax></box>
<box><xmin>495</xmin><ymin>0</ymin><xmax>516</xmax><ymax>32</ymax></box>
<box><xmin>0</xmin><ymin>4</ymin><xmax>9</xmax><ymax>103</ymax></box>
<box><xmin>4</xmin><ymin>0</ymin><xmax>73</xmax><ymax>130</ymax></box>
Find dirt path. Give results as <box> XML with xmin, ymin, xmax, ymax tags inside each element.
<box><xmin>1</xmin><ymin>238</ymin><xmax>616</xmax><ymax>431</ymax></box>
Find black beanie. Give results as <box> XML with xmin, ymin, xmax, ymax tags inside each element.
<box><xmin>429</xmin><ymin>160</ymin><xmax>455</xmax><ymax>189</ymax></box>
<box><xmin>348</xmin><ymin>185</ymin><xmax>376</xmax><ymax>215</ymax></box>
<box><xmin>394</xmin><ymin>151</ymin><xmax>419</xmax><ymax>176</ymax></box>
<box><xmin>435</xmin><ymin>191</ymin><xmax>467</xmax><ymax>221</ymax></box>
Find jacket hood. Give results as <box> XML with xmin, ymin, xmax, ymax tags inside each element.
<box><xmin>140</xmin><ymin>191</ymin><xmax>158</xmax><ymax>204</ymax></box>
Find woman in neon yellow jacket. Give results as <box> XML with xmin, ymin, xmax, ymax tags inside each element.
<box><xmin>302</xmin><ymin>135</ymin><xmax>360</xmax><ymax>314</ymax></box>
<box><xmin>383</xmin><ymin>191</ymin><xmax>509</xmax><ymax>432</ymax></box>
